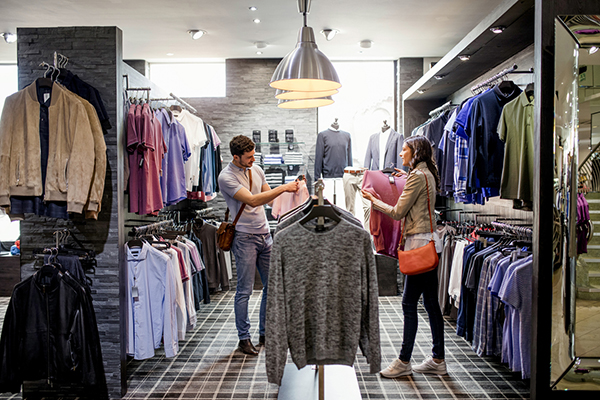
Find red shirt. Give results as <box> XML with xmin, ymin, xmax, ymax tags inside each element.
<box><xmin>362</xmin><ymin>170</ymin><xmax>407</xmax><ymax>258</ymax></box>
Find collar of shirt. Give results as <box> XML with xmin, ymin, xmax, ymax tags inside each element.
<box><xmin>519</xmin><ymin>90</ymin><xmax>534</xmax><ymax>107</ymax></box>
<box><xmin>229</xmin><ymin>162</ymin><xmax>251</xmax><ymax>174</ymax></box>
<box><xmin>127</xmin><ymin>242</ymin><xmax>149</xmax><ymax>261</ymax></box>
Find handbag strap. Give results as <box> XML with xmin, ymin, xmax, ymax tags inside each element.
<box><xmin>400</xmin><ymin>169</ymin><xmax>435</xmax><ymax>243</ymax></box>
<box><xmin>231</xmin><ymin>168</ymin><xmax>253</xmax><ymax>226</ymax></box>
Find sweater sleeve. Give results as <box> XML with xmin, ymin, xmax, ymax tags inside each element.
<box><xmin>359</xmin><ymin>233</ymin><xmax>381</xmax><ymax>373</ymax></box>
<box><xmin>81</xmin><ymin>99</ymin><xmax>107</xmax><ymax>214</ymax></box>
<box><xmin>0</xmin><ymin>96</ymin><xmax>14</xmax><ymax>208</ymax></box>
<box><xmin>67</xmin><ymin>100</ymin><xmax>96</xmax><ymax>213</ymax></box>
<box><xmin>371</xmin><ymin>171</ymin><xmax>424</xmax><ymax>220</ymax></box>
<box><xmin>314</xmin><ymin>132</ymin><xmax>324</xmax><ymax>179</ymax></box>
<box><xmin>347</xmin><ymin>133</ymin><xmax>353</xmax><ymax>167</ymax></box>
<box><xmin>265</xmin><ymin>236</ymin><xmax>288</xmax><ymax>386</ymax></box>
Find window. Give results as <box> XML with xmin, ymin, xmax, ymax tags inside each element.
<box><xmin>0</xmin><ymin>64</ymin><xmax>18</xmax><ymax>115</ymax></box>
<box><xmin>149</xmin><ymin>63</ymin><xmax>226</xmax><ymax>97</ymax></box>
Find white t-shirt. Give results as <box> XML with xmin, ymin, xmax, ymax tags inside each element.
<box><xmin>379</xmin><ymin>128</ymin><xmax>391</xmax><ymax>170</ymax></box>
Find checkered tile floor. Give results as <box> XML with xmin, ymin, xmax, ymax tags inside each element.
<box><xmin>0</xmin><ymin>293</ymin><xmax>529</xmax><ymax>399</ymax></box>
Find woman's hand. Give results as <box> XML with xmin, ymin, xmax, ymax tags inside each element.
<box><xmin>361</xmin><ymin>189</ymin><xmax>375</xmax><ymax>203</ymax></box>
<box><xmin>392</xmin><ymin>168</ymin><xmax>407</xmax><ymax>178</ymax></box>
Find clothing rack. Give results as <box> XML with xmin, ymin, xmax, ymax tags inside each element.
<box><xmin>195</xmin><ymin>207</ymin><xmax>215</xmax><ymax>217</ymax></box>
<box><xmin>429</xmin><ymin>101</ymin><xmax>456</xmax><ymax>117</ymax></box>
<box><xmin>491</xmin><ymin>221</ymin><xmax>532</xmax><ymax>238</ymax></box>
<box><xmin>169</xmin><ymin>92</ymin><xmax>198</xmax><ymax>114</ymax></box>
<box><xmin>129</xmin><ymin>220</ymin><xmax>174</xmax><ymax>236</ymax></box>
<box><xmin>470</xmin><ymin>64</ymin><xmax>535</xmax><ymax>94</ymax></box>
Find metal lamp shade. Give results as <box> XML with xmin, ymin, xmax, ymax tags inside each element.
<box><xmin>275</xmin><ymin>88</ymin><xmax>338</xmax><ymax>100</ymax></box>
<box><xmin>270</xmin><ymin>27</ymin><xmax>341</xmax><ymax>92</ymax></box>
<box><xmin>277</xmin><ymin>96</ymin><xmax>334</xmax><ymax>109</ymax></box>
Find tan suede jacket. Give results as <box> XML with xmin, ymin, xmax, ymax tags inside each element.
<box><xmin>0</xmin><ymin>81</ymin><xmax>95</xmax><ymax>213</ymax></box>
<box><xmin>371</xmin><ymin>162</ymin><xmax>436</xmax><ymax>236</ymax></box>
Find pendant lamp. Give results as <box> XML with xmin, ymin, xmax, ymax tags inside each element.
<box><xmin>277</xmin><ymin>96</ymin><xmax>334</xmax><ymax>109</ymax></box>
<box><xmin>275</xmin><ymin>88</ymin><xmax>338</xmax><ymax>100</ymax></box>
<box><xmin>270</xmin><ymin>0</ymin><xmax>341</xmax><ymax>94</ymax></box>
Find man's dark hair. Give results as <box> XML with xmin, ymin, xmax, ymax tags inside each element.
<box><xmin>229</xmin><ymin>135</ymin><xmax>255</xmax><ymax>157</ymax></box>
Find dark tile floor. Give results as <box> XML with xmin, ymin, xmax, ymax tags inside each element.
<box><xmin>0</xmin><ymin>292</ymin><xmax>530</xmax><ymax>399</ymax></box>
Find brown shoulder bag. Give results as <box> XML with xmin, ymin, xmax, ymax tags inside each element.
<box><xmin>397</xmin><ymin>170</ymin><xmax>439</xmax><ymax>275</ymax></box>
<box><xmin>216</xmin><ymin>169</ymin><xmax>252</xmax><ymax>251</ymax></box>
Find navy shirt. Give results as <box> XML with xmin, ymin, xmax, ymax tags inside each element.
<box><xmin>467</xmin><ymin>83</ymin><xmax>521</xmax><ymax>188</ymax></box>
<box><xmin>314</xmin><ymin>129</ymin><xmax>352</xmax><ymax>179</ymax></box>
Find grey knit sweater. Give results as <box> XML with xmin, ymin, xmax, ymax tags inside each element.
<box><xmin>265</xmin><ymin>218</ymin><xmax>380</xmax><ymax>385</ymax></box>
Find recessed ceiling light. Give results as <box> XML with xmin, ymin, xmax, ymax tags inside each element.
<box><xmin>256</xmin><ymin>51</ymin><xmax>263</xmax><ymax>55</ymax></box>
<box><xmin>249</xmin><ymin>6</ymin><xmax>257</xmax><ymax>11</ymax></box>
<box><xmin>188</xmin><ymin>30</ymin><xmax>206</xmax><ymax>40</ymax></box>
<box><xmin>255</xmin><ymin>41</ymin><xmax>268</xmax><ymax>49</ymax></box>
<box><xmin>359</xmin><ymin>40</ymin><xmax>373</xmax><ymax>49</ymax></box>
<box><xmin>320</xmin><ymin>29</ymin><xmax>339</xmax><ymax>41</ymax></box>
<box><xmin>458</xmin><ymin>54</ymin><xmax>470</xmax><ymax>61</ymax></box>
<box><xmin>0</xmin><ymin>32</ymin><xmax>16</xmax><ymax>43</ymax></box>
<box><xmin>166</xmin><ymin>53</ymin><xmax>174</xmax><ymax>56</ymax></box>
<box><xmin>490</xmin><ymin>26</ymin><xmax>505</xmax><ymax>34</ymax></box>
<box><xmin>590</xmin><ymin>46</ymin><xmax>599</xmax><ymax>55</ymax></box>
<box><xmin>253</xmin><ymin>18</ymin><xmax>261</xmax><ymax>24</ymax></box>
<box><xmin>434</xmin><ymin>75</ymin><xmax>445</xmax><ymax>80</ymax></box>
<box><xmin>417</xmin><ymin>89</ymin><xmax>426</xmax><ymax>94</ymax></box>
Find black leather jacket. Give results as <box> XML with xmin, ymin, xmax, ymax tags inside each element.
<box><xmin>0</xmin><ymin>267</ymin><xmax>106</xmax><ymax>394</ymax></box>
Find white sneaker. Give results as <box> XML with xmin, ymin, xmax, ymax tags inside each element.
<box><xmin>380</xmin><ymin>358</ymin><xmax>412</xmax><ymax>378</ymax></box>
<box><xmin>412</xmin><ymin>356</ymin><xmax>447</xmax><ymax>375</ymax></box>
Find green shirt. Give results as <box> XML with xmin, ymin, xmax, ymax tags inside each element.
<box><xmin>498</xmin><ymin>91</ymin><xmax>535</xmax><ymax>202</ymax></box>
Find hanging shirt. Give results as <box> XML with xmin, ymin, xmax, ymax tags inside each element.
<box><xmin>164</xmin><ymin>248</ymin><xmax>188</xmax><ymax>341</ymax></box>
<box><xmin>175</xmin><ymin>109</ymin><xmax>207</xmax><ymax>191</ymax></box>
<box><xmin>126</xmin><ymin>243</ymin><xmax>168</xmax><ymax>360</ymax></box>
<box><xmin>361</xmin><ymin>170</ymin><xmax>407</xmax><ymax>258</ymax></box>
<box><xmin>498</xmin><ymin>91</ymin><xmax>535</xmax><ymax>202</ymax></box>
<box><xmin>157</xmin><ymin>108</ymin><xmax>190</xmax><ymax>206</ymax></box>
<box><xmin>271</xmin><ymin>180</ymin><xmax>310</xmax><ymax>219</ymax></box>
<box><xmin>314</xmin><ymin>129</ymin><xmax>353</xmax><ymax>179</ymax></box>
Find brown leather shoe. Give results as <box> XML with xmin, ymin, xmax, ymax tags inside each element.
<box><xmin>238</xmin><ymin>339</ymin><xmax>258</xmax><ymax>356</ymax></box>
<box><xmin>258</xmin><ymin>335</ymin><xmax>266</xmax><ymax>347</ymax></box>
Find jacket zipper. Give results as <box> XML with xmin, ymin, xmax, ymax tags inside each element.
<box><xmin>44</xmin><ymin>285</ymin><xmax>51</xmax><ymax>386</ymax></box>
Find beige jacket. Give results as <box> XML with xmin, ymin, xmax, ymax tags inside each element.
<box><xmin>371</xmin><ymin>162</ymin><xmax>436</xmax><ymax>236</ymax></box>
<box><xmin>0</xmin><ymin>81</ymin><xmax>95</xmax><ymax>213</ymax></box>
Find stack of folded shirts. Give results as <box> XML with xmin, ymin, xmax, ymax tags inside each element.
<box><xmin>283</xmin><ymin>152</ymin><xmax>303</xmax><ymax>164</ymax></box>
<box><xmin>254</xmin><ymin>152</ymin><xmax>263</xmax><ymax>164</ymax></box>
<box><xmin>265</xmin><ymin>169</ymin><xmax>285</xmax><ymax>187</ymax></box>
<box><xmin>284</xmin><ymin>176</ymin><xmax>297</xmax><ymax>183</ymax></box>
<box><xmin>264</xmin><ymin>154</ymin><xmax>284</xmax><ymax>164</ymax></box>
<box><xmin>268</xmin><ymin>220</ymin><xmax>278</xmax><ymax>231</ymax></box>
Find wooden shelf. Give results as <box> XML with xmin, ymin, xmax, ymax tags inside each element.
<box><xmin>403</xmin><ymin>0</ymin><xmax>534</xmax><ymax>102</ymax></box>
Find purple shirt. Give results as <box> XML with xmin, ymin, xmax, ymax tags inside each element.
<box><xmin>157</xmin><ymin>109</ymin><xmax>190</xmax><ymax>206</ymax></box>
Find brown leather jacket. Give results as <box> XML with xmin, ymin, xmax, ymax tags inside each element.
<box><xmin>371</xmin><ymin>162</ymin><xmax>436</xmax><ymax>236</ymax></box>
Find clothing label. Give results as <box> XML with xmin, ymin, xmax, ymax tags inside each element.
<box><xmin>43</xmin><ymin>93</ymin><xmax>50</xmax><ymax>103</ymax></box>
<box><xmin>132</xmin><ymin>286</ymin><xmax>139</xmax><ymax>299</ymax></box>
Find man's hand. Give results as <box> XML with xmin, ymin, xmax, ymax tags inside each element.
<box><xmin>283</xmin><ymin>180</ymin><xmax>300</xmax><ymax>193</ymax></box>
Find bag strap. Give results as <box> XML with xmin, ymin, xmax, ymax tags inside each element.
<box><xmin>399</xmin><ymin>169</ymin><xmax>435</xmax><ymax>244</ymax></box>
<box><xmin>232</xmin><ymin>168</ymin><xmax>253</xmax><ymax>226</ymax></box>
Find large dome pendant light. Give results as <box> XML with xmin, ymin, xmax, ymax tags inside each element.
<box><xmin>270</xmin><ymin>0</ymin><xmax>341</xmax><ymax>100</ymax></box>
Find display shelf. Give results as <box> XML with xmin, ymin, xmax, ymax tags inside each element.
<box><xmin>402</xmin><ymin>0</ymin><xmax>534</xmax><ymax>101</ymax></box>
<box><xmin>261</xmin><ymin>163</ymin><xmax>305</xmax><ymax>167</ymax></box>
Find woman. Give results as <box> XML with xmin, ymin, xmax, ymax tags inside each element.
<box><xmin>361</xmin><ymin>136</ymin><xmax>446</xmax><ymax>377</ymax></box>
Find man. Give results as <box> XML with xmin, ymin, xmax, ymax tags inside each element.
<box><xmin>218</xmin><ymin>135</ymin><xmax>299</xmax><ymax>355</ymax></box>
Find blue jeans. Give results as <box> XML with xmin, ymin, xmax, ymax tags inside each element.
<box><xmin>231</xmin><ymin>232</ymin><xmax>272</xmax><ymax>340</ymax></box>
<box><xmin>399</xmin><ymin>268</ymin><xmax>445</xmax><ymax>362</ymax></box>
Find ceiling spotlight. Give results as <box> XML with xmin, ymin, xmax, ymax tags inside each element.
<box><xmin>320</xmin><ymin>29</ymin><xmax>339</xmax><ymax>41</ymax></box>
<box><xmin>434</xmin><ymin>75</ymin><xmax>445</xmax><ymax>80</ymax></box>
<box><xmin>458</xmin><ymin>54</ymin><xmax>470</xmax><ymax>61</ymax></box>
<box><xmin>256</xmin><ymin>51</ymin><xmax>263</xmax><ymax>55</ymax></box>
<box><xmin>255</xmin><ymin>41</ymin><xmax>268</xmax><ymax>49</ymax></box>
<box><xmin>188</xmin><ymin>30</ymin><xmax>206</xmax><ymax>40</ymax></box>
<box><xmin>416</xmin><ymin>89</ymin><xmax>426</xmax><ymax>94</ymax></box>
<box><xmin>253</xmin><ymin>18</ymin><xmax>261</xmax><ymax>24</ymax></box>
<box><xmin>490</xmin><ymin>26</ymin><xmax>505</xmax><ymax>34</ymax></box>
<box><xmin>166</xmin><ymin>53</ymin><xmax>174</xmax><ymax>56</ymax></box>
<box><xmin>1</xmin><ymin>32</ymin><xmax>16</xmax><ymax>43</ymax></box>
<box><xmin>359</xmin><ymin>40</ymin><xmax>373</xmax><ymax>49</ymax></box>
<box><xmin>249</xmin><ymin>6</ymin><xmax>257</xmax><ymax>11</ymax></box>
<box><xmin>590</xmin><ymin>46</ymin><xmax>599</xmax><ymax>55</ymax></box>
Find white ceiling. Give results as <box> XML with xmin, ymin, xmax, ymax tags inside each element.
<box><xmin>0</xmin><ymin>0</ymin><xmax>502</xmax><ymax>63</ymax></box>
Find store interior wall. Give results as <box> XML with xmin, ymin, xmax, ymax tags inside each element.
<box><xmin>15</xmin><ymin>26</ymin><xmax>123</xmax><ymax>398</ymax></box>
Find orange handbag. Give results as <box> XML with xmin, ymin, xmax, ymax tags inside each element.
<box><xmin>397</xmin><ymin>171</ymin><xmax>439</xmax><ymax>275</ymax></box>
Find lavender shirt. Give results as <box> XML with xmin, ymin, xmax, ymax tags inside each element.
<box><xmin>157</xmin><ymin>109</ymin><xmax>191</xmax><ymax>206</ymax></box>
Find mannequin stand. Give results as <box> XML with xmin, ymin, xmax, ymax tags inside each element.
<box><xmin>277</xmin><ymin>364</ymin><xmax>362</xmax><ymax>400</ymax></box>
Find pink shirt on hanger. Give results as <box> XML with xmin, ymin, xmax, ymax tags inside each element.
<box><xmin>271</xmin><ymin>181</ymin><xmax>310</xmax><ymax>219</ymax></box>
<box><xmin>362</xmin><ymin>170</ymin><xmax>407</xmax><ymax>258</ymax></box>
